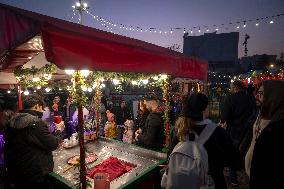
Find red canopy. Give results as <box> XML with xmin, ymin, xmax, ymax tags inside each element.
<box><xmin>0</xmin><ymin>3</ymin><xmax>207</xmax><ymax>80</ymax></box>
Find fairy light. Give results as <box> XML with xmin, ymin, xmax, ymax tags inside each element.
<box><xmin>84</xmin><ymin>9</ymin><xmax>283</xmax><ymax>35</ymax></box>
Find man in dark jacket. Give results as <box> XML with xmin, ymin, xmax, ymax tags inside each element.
<box><xmin>169</xmin><ymin>93</ymin><xmax>240</xmax><ymax>189</ymax></box>
<box><xmin>136</xmin><ymin>94</ymin><xmax>165</xmax><ymax>151</ymax></box>
<box><xmin>220</xmin><ymin>80</ymin><xmax>256</xmax><ymax>185</ymax></box>
<box><xmin>250</xmin><ymin>80</ymin><xmax>284</xmax><ymax>189</ymax></box>
<box><xmin>62</xmin><ymin>95</ymin><xmax>77</xmax><ymax>139</ymax></box>
<box><xmin>5</xmin><ymin>94</ymin><xmax>64</xmax><ymax>189</ymax></box>
<box><xmin>113</xmin><ymin>100</ymin><xmax>132</xmax><ymax>140</ymax></box>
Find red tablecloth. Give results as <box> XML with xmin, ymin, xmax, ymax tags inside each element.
<box><xmin>87</xmin><ymin>156</ymin><xmax>134</xmax><ymax>181</ymax></box>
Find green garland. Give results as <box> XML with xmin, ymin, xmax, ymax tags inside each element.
<box><xmin>71</xmin><ymin>71</ymin><xmax>88</xmax><ymax>107</ymax></box>
<box><xmin>14</xmin><ymin>64</ymin><xmax>57</xmax><ymax>88</ymax></box>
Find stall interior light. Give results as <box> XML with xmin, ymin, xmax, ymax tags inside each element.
<box><xmin>32</xmin><ymin>77</ymin><xmax>40</xmax><ymax>82</ymax></box>
<box><xmin>153</xmin><ymin>76</ymin><xmax>159</xmax><ymax>80</ymax></box>
<box><xmin>80</xmin><ymin>70</ymin><xmax>90</xmax><ymax>77</ymax></box>
<box><xmin>142</xmin><ymin>79</ymin><xmax>149</xmax><ymax>84</ymax></box>
<box><xmin>45</xmin><ymin>88</ymin><xmax>51</xmax><ymax>92</ymax></box>
<box><xmin>7</xmin><ymin>90</ymin><xmax>11</xmax><ymax>94</ymax></box>
<box><xmin>81</xmin><ymin>86</ymin><xmax>87</xmax><ymax>91</ymax></box>
<box><xmin>160</xmin><ymin>74</ymin><xmax>168</xmax><ymax>80</ymax></box>
<box><xmin>65</xmin><ymin>70</ymin><xmax>75</xmax><ymax>75</ymax></box>
<box><xmin>37</xmin><ymin>86</ymin><xmax>41</xmax><ymax>89</ymax></box>
<box><xmin>92</xmin><ymin>83</ymin><xmax>97</xmax><ymax>89</ymax></box>
<box><xmin>131</xmin><ymin>81</ymin><xmax>138</xmax><ymax>85</ymax></box>
<box><xmin>24</xmin><ymin>90</ymin><xmax>29</xmax><ymax>95</ymax></box>
<box><xmin>87</xmin><ymin>88</ymin><xmax>92</xmax><ymax>92</ymax></box>
<box><xmin>100</xmin><ymin>84</ymin><xmax>106</xmax><ymax>88</ymax></box>
<box><xmin>113</xmin><ymin>79</ymin><xmax>120</xmax><ymax>85</ymax></box>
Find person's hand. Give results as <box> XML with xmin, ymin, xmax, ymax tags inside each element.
<box><xmin>219</xmin><ymin>122</ymin><xmax>227</xmax><ymax>129</ymax></box>
<box><xmin>56</xmin><ymin>121</ymin><xmax>65</xmax><ymax>132</ymax></box>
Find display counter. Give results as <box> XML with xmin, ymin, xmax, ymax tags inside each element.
<box><xmin>50</xmin><ymin>138</ymin><xmax>167</xmax><ymax>189</ymax></box>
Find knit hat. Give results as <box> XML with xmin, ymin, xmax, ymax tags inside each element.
<box><xmin>183</xmin><ymin>93</ymin><xmax>208</xmax><ymax>121</ymax></box>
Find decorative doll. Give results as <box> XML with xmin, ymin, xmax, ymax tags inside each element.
<box><xmin>123</xmin><ymin>120</ymin><xmax>134</xmax><ymax>144</ymax></box>
<box><xmin>104</xmin><ymin>110</ymin><xmax>117</xmax><ymax>139</ymax></box>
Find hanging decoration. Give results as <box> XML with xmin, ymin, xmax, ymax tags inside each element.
<box><xmin>14</xmin><ymin>64</ymin><xmax>57</xmax><ymax>88</ymax></box>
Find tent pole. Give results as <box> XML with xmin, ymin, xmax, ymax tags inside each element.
<box><xmin>17</xmin><ymin>83</ymin><xmax>22</xmax><ymax>112</ymax></box>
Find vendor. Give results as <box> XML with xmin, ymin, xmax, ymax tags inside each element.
<box><xmin>135</xmin><ymin>93</ymin><xmax>165</xmax><ymax>151</ymax></box>
<box><xmin>5</xmin><ymin>94</ymin><xmax>65</xmax><ymax>189</ymax></box>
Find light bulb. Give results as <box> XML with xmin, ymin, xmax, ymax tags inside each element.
<box><xmin>113</xmin><ymin>79</ymin><xmax>120</xmax><ymax>85</ymax></box>
<box><xmin>92</xmin><ymin>83</ymin><xmax>97</xmax><ymax>89</ymax></box>
<box><xmin>37</xmin><ymin>86</ymin><xmax>41</xmax><ymax>89</ymax></box>
<box><xmin>80</xmin><ymin>70</ymin><xmax>90</xmax><ymax>77</ymax></box>
<box><xmin>160</xmin><ymin>74</ymin><xmax>168</xmax><ymax>80</ymax></box>
<box><xmin>65</xmin><ymin>70</ymin><xmax>75</xmax><ymax>75</ymax></box>
<box><xmin>256</xmin><ymin>23</ymin><xmax>259</xmax><ymax>26</ymax></box>
<box><xmin>45</xmin><ymin>88</ymin><xmax>51</xmax><ymax>92</ymax></box>
<box><xmin>153</xmin><ymin>76</ymin><xmax>159</xmax><ymax>80</ymax></box>
<box><xmin>236</xmin><ymin>26</ymin><xmax>240</xmax><ymax>29</ymax></box>
<box><xmin>7</xmin><ymin>90</ymin><xmax>11</xmax><ymax>94</ymax></box>
<box><xmin>87</xmin><ymin>88</ymin><xmax>92</xmax><ymax>92</ymax></box>
<box><xmin>131</xmin><ymin>81</ymin><xmax>138</xmax><ymax>85</ymax></box>
<box><xmin>270</xmin><ymin>20</ymin><xmax>274</xmax><ymax>24</ymax></box>
<box><xmin>76</xmin><ymin>2</ymin><xmax>80</xmax><ymax>7</ymax></box>
<box><xmin>81</xmin><ymin>86</ymin><xmax>87</xmax><ymax>91</ymax></box>
<box><xmin>83</xmin><ymin>3</ymin><xmax>88</xmax><ymax>8</ymax></box>
<box><xmin>32</xmin><ymin>77</ymin><xmax>40</xmax><ymax>82</ymax></box>
<box><xmin>24</xmin><ymin>90</ymin><xmax>29</xmax><ymax>95</ymax></box>
<box><xmin>142</xmin><ymin>79</ymin><xmax>149</xmax><ymax>84</ymax></box>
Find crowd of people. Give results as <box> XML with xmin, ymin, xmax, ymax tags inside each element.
<box><xmin>0</xmin><ymin>79</ymin><xmax>283</xmax><ymax>189</ymax></box>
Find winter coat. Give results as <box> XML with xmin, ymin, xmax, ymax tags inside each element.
<box><xmin>221</xmin><ymin>91</ymin><xmax>256</xmax><ymax>147</ymax></box>
<box><xmin>137</xmin><ymin>112</ymin><xmax>165</xmax><ymax>151</ymax></box>
<box><xmin>168</xmin><ymin>120</ymin><xmax>240</xmax><ymax>189</ymax></box>
<box><xmin>5</xmin><ymin>110</ymin><xmax>61</xmax><ymax>183</ymax></box>
<box><xmin>250</xmin><ymin>80</ymin><xmax>284</xmax><ymax>189</ymax></box>
<box><xmin>113</xmin><ymin>107</ymin><xmax>131</xmax><ymax>125</ymax></box>
<box><xmin>250</xmin><ymin>119</ymin><xmax>284</xmax><ymax>189</ymax></box>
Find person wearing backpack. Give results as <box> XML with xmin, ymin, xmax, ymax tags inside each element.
<box><xmin>166</xmin><ymin>93</ymin><xmax>240</xmax><ymax>189</ymax></box>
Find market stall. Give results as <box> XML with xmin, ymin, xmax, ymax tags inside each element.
<box><xmin>52</xmin><ymin>138</ymin><xmax>166</xmax><ymax>189</ymax></box>
<box><xmin>0</xmin><ymin>3</ymin><xmax>208</xmax><ymax>189</ymax></box>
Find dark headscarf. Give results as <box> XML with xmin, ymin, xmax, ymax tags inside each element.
<box><xmin>261</xmin><ymin>80</ymin><xmax>284</xmax><ymax>123</ymax></box>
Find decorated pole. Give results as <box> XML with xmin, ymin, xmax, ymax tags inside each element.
<box><xmin>94</xmin><ymin>80</ymin><xmax>102</xmax><ymax>137</ymax></box>
<box><xmin>72</xmin><ymin>71</ymin><xmax>88</xmax><ymax>189</ymax></box>
<box><xmin>72</xmin><ymin>1</ymin><xmax>89</xmax><ymax>188</ymax></box>
<box><xmin>17</xmin><ymin>83</ymin><xmax>22</xmax><ymax>111</ymax></box>
<box><xmin>161</xmin><ymin>75</ymin><xmax>170</xmax><ymax>149</ymax></box>
<box><xmin>78</xmin><ymin>104</ymin><xmax>86</xmax><ymax>189</ymax></box>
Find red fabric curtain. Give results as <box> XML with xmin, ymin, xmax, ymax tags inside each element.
<box><xmin>0</xmin><ymin>3</ymin><xmax>207</xmax><ymax>80</ymax></box>
<box><xmin>42</xmin><ymin>24</ymin><xmax>207</xmax><ymax>80</ymax></box>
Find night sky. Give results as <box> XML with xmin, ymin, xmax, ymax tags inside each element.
<box><xmin>1</xmin><ymin>0</ymin><xmax>284</xmax><ymax>58</ymax></box>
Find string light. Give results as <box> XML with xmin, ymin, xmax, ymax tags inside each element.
<box><xmin>81</xmin><ymin>9</ymin><xmax>283</xmax><ymax>35</ymax></box>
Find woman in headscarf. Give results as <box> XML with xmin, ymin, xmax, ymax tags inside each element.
<box><xmin>247</xmin><ymin>80</ymin><xmax>284</xmax><ymax>189</ymax></box>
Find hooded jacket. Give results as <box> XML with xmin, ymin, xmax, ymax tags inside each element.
<box><xmin>5</xmin><ymin>110</ymin><xmax>60</xmax><ymax>183</ymax></box>
<box><xmin>250</xmin><ymin>80</ymin><xmax>284</xmax><ymax>189</ymax></box>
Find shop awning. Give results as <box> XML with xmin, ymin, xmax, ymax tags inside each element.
<box><xmin>0</xmin><ymin>3</ymin><xmax>207</xmax><ymax>80</ymax></box>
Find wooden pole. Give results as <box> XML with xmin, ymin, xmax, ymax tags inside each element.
<box><xmin>17</xmin><ymin>83</ymin><xmax>22</xmax><ymax>111</ymax></box>
<box><xmin>78</xmin><ymin>104</ymin><xmax>86</xmax><ymax>189</ymax></box>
